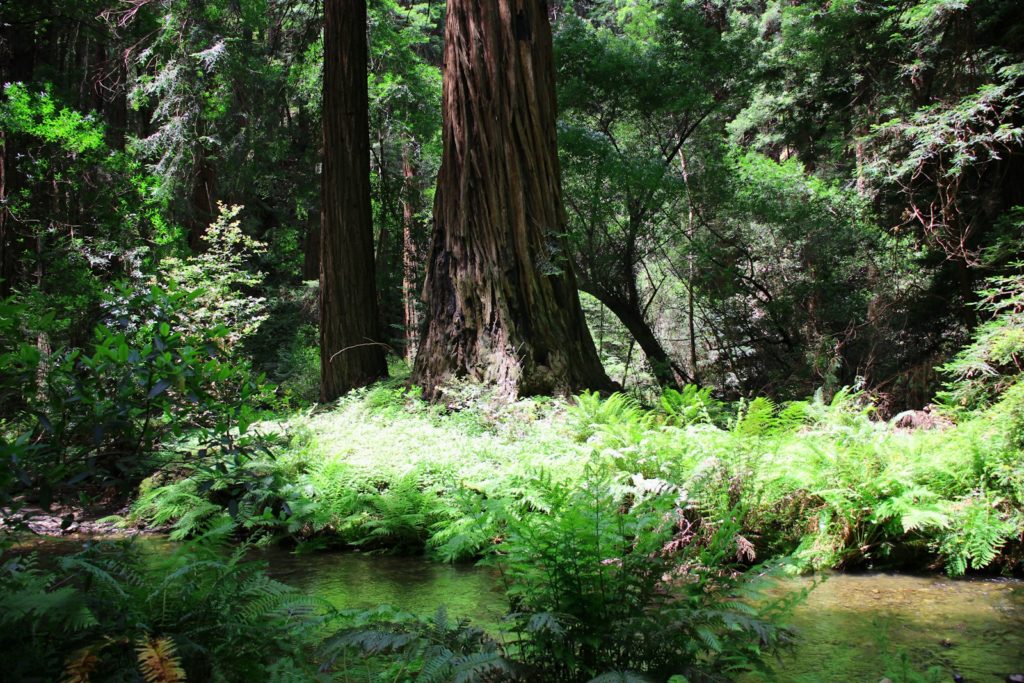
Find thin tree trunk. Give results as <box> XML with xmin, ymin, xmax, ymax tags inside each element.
<box><xmin>679</xmin><ymin>150</ymin><xmax>699</xmax><ymax>385</ymax></box>
<box><xmin>319</xmin><ymin>0</ymin><xmax>388</xmax><ymax>401</ymax></box>
<box><xmin>0</xmin><ymin>130</ymin><xmax>10</xmax><ymax>298</ymax></box>
<box><xmin>189</xmin><ymin>156</ymin><xmax>216</xmax><ymax>250</ymax></box>
<box><xmin>413</xmin><ymin>0</ymin><xmax>612</xmax><ymax>398</ymax></box>
<box><xmin>580</xmin><ymin>284</ymin><xmax>687</xmax><ymax>390</ymax></box>
<box><xmin>302</xmin><ymin>220</ymin><xmax>320</xmax><ymax>282</ymax></box>
<box><xmin>401</xmin><ymin>147</ymin><xmax>420</xmax><ymax>364</ymax></box>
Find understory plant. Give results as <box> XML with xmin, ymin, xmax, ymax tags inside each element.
<box><xmin>487</xmin><ymin>468</ymin><xmax>795</xmax><ymax>682</ymax></box>
<box><xmin>0</xmin><ymin>284</ymin><xmax>275</xmax><ymax>519</ymax></box>
<box><xmin>0</xmin><ymin>520</ymin><xmax>327</xmax><ymax>682</ymax></box>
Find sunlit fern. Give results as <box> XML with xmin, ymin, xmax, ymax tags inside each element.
<box><xmin>136</xmin><ymin>636</ymin><xmax>186</xmax><ymax>683</ymax></box>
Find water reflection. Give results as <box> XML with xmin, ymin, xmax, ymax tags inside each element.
<box><xmin>256</xmin><ymin>549</ymin><xmax>1024</xmax><ymax>681</ymax></box>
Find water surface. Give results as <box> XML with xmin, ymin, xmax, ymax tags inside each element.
<box><xmin>17</xmin><ymin>537</ymin><xmax>1024</xmax><ymax>680</ymax></box>
<box><xmin>254</xmin><ymin>547</ymin><xmax>1024</xmax><ymax>682</ymax></box>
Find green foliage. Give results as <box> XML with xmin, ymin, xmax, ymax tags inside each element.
<box><xmin>940</xmin><ymin>265</ymin><xmax>1024</xmax><ymax>411</ymax></box>
<box><xmin>659</xmin><ymin>385</ymin><xmax>725</xmax><ymax>426</ymax></box>
<box><xmin>129</xmin><ymin>373</ymin><xmax>1024</xmax><ymax>576</ymax></box>
<box><xmin>936</xmin><ymin>494</ymin><xmax>1020</xmax><ymax>576</ymax></box>
<box><xmin>320</xmin><ymin>606</ymin><xmax>513</xmax><ymax>683</ymax></box>
<box><xmin>0</xmin><ymin>283</ymin><xmax>275</xmax><ymax>512</ymax></box>
<box><xmin>0</xmin><ymin>525</ymin><xmax>327</xmax><ymax>682</ymax></box>
<box><xmin>160</xmin><ymin>203</ymin><xmax>269</xmax><ymax>353</ymax></box>
<box><xmin>1</xmin><ymin>83</ymin><xmax>105</xmax><ymax>153</ymax></box>
<box><xmin>487</xmin><ymin>469</ymin><xmax>793</xmax><ymax>681</ymax></box>
<box><xmin>569</xmin><ymin>390</ymin><xmax>648</xmax><ymax>441</ymax></box>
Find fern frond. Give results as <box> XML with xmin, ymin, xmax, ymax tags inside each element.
<box><xmin>62</xmin><ymin>644</ymin><xmax>102</xmax><ymax>683</ymax></box>
<box><xmin>136</xmin><ymin>636</ymin><xmax>186</xmax><ymax>683</ymax></box>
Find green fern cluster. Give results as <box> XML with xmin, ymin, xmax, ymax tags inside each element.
<box><xmin>128</xmin><ymin>370</ymin><xmax>1024</xmax><ymax>578</ymax></box>
<box><xmin>0</xmin><ymin>522</ymin><xmax>329</xmax><ymax>681</ymax></box>
<box><xmin>320</xmin><ymin>606</ymin><xmax>514</xmax><ymax>682</ymax></box>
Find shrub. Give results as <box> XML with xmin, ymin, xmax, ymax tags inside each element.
<box><xmin>486</xmin><ymin>468</ymin><xmax>794</xmax><ymax>682</ymax></box>
<box><xmin>0</xmin><ymin>284</ymin><xmax>275</xmax><ymax>515</ymax></box>
<box><xmin>0</xmin><ymin>522</ymin><xmax>326</xmax><ymax>682</ymax></box>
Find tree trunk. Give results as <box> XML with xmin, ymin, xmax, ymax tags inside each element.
<box><xmin>401</xmin><ymin>147</ymin><xmax>421</xmax><ymax>364</ymax></box>
<box><xmin>319</xmin><ymin>0</ymin><xmax>388</xmax><ymax>401</ymax></box>
<box><xmin>580</xmin><ymin>283</ymin><xmax>688</xmax><ymax>390</ymax></box>
<box><xmin>189</xmin><ymin>156</ymin><xmax>216</xmax><ymax>251</ymax></box>
<box><xmin>413</xmin><ymin>0</ymin><xmax>612</xmax><ymax>398</ymax></box>
<box><xmin>0</xmin><ymin>129</ymin><xmax>11</xmax><ymax>298</ymax></box>
<box><xmin>302</xmin><ymin>219</ymin><xmax>320</xmax><ymax>282</ymax></box>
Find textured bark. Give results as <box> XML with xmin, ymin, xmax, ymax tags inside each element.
<box><xmin>401</xmin><ymin>148</ymin><xmax>421</xmax><ymax>364</ymax></box>
<box><xmin>319</xmin><ymin>0</ymin><xmax>388</xmax><ymax>401</ymax></box>
<box><xmin>413</xmin><ymin>0</ymin><xmax>612</xmax><ymax>398</ymax></box>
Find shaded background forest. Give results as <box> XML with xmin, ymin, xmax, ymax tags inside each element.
<box><xmin>3</xmin><ymin>0</ymin><xmax>1024</xmax><ymax>412</ymax></box>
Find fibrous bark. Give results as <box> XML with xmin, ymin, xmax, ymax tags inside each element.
<box><xmin>401</xmin><ymin>147</ymin><xmax>421</xmax><ymax>364</ymax></box>
<box><xmin>413</xmin><ymin>0</ymin><xmax>612</xmax><ymax>398</ymax></box>
<box><xmin>319</xmin><ymin>0</ymin><xmax>388</xmax><ymax>401</ymax></box>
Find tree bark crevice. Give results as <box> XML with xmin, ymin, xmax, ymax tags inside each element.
<box><xmin>413</xmin><ymin>0</ymin><xmax>611</xmax><ymax>398</ymax></box>
<box><xmin>319</xmin><ymin>0</ymin><xmax>388</xmax><ymax>401</ymax></box>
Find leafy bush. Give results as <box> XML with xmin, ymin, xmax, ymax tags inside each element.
<box><xmin>486</xmin><ymin>469</ymin><xmax>794</xmax><ymax>682</ymax></box>
<box><xmin>159</xmin><ymin>203</ymin><xmax>269</xmax><ymax>355</ymax></box>
<box><xmin>0</xmin><ymin>523</ymin><xmax>326</xmax><ymax>682</ymax></box>
<box><xmin>0</xmin><ymin>284</ymin><xmax>275</xmax><ymax>515</ymax></box>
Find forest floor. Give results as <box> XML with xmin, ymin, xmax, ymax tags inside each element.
<box><xmin>125</xmin><ymin>379</ymin><xmax>1024</xmax><ymax>576</ymax></box>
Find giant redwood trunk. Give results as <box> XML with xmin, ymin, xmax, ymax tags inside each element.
<box><xmin>412</xmin><ymin>0</ymin><xmax>612</xmax><ymax>398</ymax></box>
<box><xmin>319</xmin><ymin>0</ymin><xmax>388</xmax><ymax>401</ymax></box>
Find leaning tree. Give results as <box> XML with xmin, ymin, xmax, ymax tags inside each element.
<box><xmin>319</xmin><ymin>0</ymin><xmax>388</xmax><ymax>401</ymax></box>
<box><xmin>413</xmin><ymin>0</ymin><xmax>612</xmax><ymax>398</ymax></box>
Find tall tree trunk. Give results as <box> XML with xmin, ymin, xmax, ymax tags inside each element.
<box><xmin>401</xmin><ymin>147</ymin><xmax>421</xmax><ymax>364</ymax></box>
<box><xmin>319</xmin><ymin>0</ymin><xmax>388</xmax><ymax>401</ymax></box>
<box><xmin>0</xmin><ymin>8</ymin><xmax>39</xmax><ymax>297</ymax></box>
<box><xmin>413</xmin><ymin>0</ymin><xmax>612</xmax><ymax>398</ymax></box>
<box><xmin>302</xmin><ymin>219</ymin><xmax>320</xmax><ymax>282</ymax></box>
<box><xmin>0</xmin><ymin>130</ymin><xmax>11</xmax><ymax>299</ymax></box>
<box><xmin>189</xmin><ymin>156</ymin><xmax>216</xmax><ymax>251</ymax></box>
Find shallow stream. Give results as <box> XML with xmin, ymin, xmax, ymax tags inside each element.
<box><xmin>253</xmin><ymin>547</ymin><xmax>1024</xmax><ymax>682</ymax></box>
<box><xmin>16</xmin><ymin>536</ymin><xmax>1024</xmax><ymax>681</ymax></box>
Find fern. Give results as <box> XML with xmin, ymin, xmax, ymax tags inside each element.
<box><xmin>734</xmin><ymin>397</ymin><xmax>777</xmax><ymax>436</ymax></box>
<box><xmin>660</xmin><ymin>385</ymin><xmax>724</xmax><ymax>426</ymax></box>
<box><xmin>569</xmin><ymin>391</ymin><xmax>646</xmax><ymax>441</ymax></box>
<box><xmin>136</xmin><ymin>636</ymin><xmax>186</xmax><ymax>683</ymax></box>
<box><xmin>62</xmin><ymin>645</ymin><xmax>103</xmax><ymax>683</ymax></box>
<box><xmin>938</xmin><ymin>495</ymin><xmax>1021</xmax><ymax>575</ymax></box>
<box><xmin>873</xmin><ymin>486</ymin><xmax>951</xmax><ymax>533</ymax></box>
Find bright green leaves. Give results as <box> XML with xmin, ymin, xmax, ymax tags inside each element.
<box><xmin>1</xmin><ymin>84</ymin><xmax>106</xmax><ymax>155</ymax></box>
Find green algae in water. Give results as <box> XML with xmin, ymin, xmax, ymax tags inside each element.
<box><xmin>745</xmin><ymin>573</ymin><xmax>1024</xmax><ymax>682</ymax></box>
<box><xmin>256</xmin><ymin>548</ymin><xmax>508</xmax><ymax>627</ymax></box>
<box><xmin>258</xmin><ymin>549</ymin><xmax>1024</xmax><ymax>681</ymax></box>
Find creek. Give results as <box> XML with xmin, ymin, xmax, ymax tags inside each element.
<box><xmin>16</xmin><ymin>535</ymin><xmax>1024</xmax><ymax>681</ymax></box>
<box><xmin>252</xmin><ymin>547</ymin><xmax>1024</xmax><ymax>682</ymax></box>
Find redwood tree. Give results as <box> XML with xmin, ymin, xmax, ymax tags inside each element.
<box><xmin>319</xmin><ymin>0</ymin><xmax>388</xmax><ymax>400</ymax></box>
<box><xmin>412</xmin><ymin>0</ymin><xmax>612</xmax><ymax>397</ymax></box>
